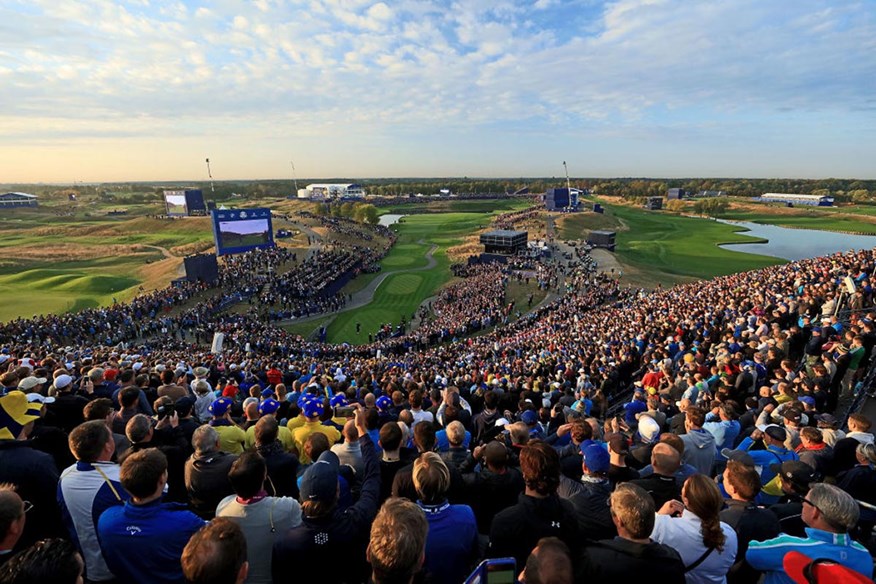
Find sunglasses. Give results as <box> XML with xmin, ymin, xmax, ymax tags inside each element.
<box><xmin>801</xmin><ymin>498</ymin><xmax>821</xmax><ymax>513</ymax></box>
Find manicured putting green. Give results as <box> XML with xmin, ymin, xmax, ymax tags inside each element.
<box><xmin>384</xmin><ymin>274</ymin><xmax>424</xmax><ymax>295</ymax></box>
<box><xmin>382</xmin><ymin>255</ymin><xmax>417</xmax><ymax>267</ymax></box>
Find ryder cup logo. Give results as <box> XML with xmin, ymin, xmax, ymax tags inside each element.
<box><xmin>240</xmin><ymin>211</ymin><xmax>248</xmax><ymax>219</ymax></box>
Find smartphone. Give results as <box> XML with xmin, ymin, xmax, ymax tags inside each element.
<box><xmin>464</xmin><ymin>558</ymin><xmax>516</xmax><ymax>584</ymax></box>
<box><xmin>334</xmin><ymin>406</ymin><xmax>356</xmax><ymax>418</ymax></box>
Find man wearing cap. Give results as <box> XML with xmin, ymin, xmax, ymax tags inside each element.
<box><xmin>767</xmin><ymin>460</ymin><xmax>818</xmax><ymax>537</ymax></box>
<box><xmin>569</xmin><ymin>443</ymin><xmax>616</xmax><ymax>541</ymax></box>
<box><xmin>209</xmin><ymin>397</ymin><xmax>247</xmax><ymax>455</ymax></box>
<box><xmin>47</xmin><ymin>374</ymin><xmax>89</xmax><ymax>434</ymax></box>
<box><xmin>731</xmin><ymin>423</ymin><xmax>799</xmax><ymax>505</ymax></box>
<box><xmin>0</xmin><ymin>392</ymin><xmax>64</xmax><ymax>549</ymax></box>
<box><xmin>747</xmin><ymin>483</ymin><xmax>872</xmax><ymax>584</ymax></box>
<box><xmin>244</xmin><ymin>398</ymin><xmax>294</xmax><ymax>452</ymax></box>
<box><xmin>291</xmin><ymin>397</ymin><xmax>340</xmax><ymax>464</ymax></box>
<box><xmin>16</xmin><ymin>375</ymin><xmax>47</xmax><ymax>395</ymax></box>
<box><xmin>272</xmin><ymin>406</ymin><xmax>380</xmax><ymax>583</ymax></box>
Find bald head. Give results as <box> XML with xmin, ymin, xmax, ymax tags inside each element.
<box><xmin>651</xmin><ymin>443</ymin><xmax>681</xmax><ymax>476</ymax></box>
<box><xmin>343</xmin><ymin>419</ymin><xmax>359</xmax><ymax>443</ymax></box>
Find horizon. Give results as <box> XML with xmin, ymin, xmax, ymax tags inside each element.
<box><xmin>3</xmin><ymin>0</ymin><xmax>874</xmax><ymax>182</ymax></box>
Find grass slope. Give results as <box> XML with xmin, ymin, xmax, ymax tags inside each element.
<box><xmin>718</xmin><ymin>209</ymin><xmax>876</xmax><ymax>234</ymax></box>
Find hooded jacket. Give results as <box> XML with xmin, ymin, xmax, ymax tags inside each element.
<box><xmin>681</xmin><ymin>428</ymin><xmax>717</xmax><ymax>475</ymax></box>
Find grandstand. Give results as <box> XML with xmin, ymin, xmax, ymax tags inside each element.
<box><xmin>0</xmin><ymin>192</ymin><xmax>38</xmax><ymax>207</ymax></box>
<box><xmin>297</xmin><ymin>183</ymin><xmax>365</xmax><ymax>200</ymax></box>
<box><xmin>760</xmin><ymin>192</ymin><xmax>834</xmax><ymax>206</ymax></box>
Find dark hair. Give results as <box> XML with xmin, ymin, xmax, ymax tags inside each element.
<box><xmin>520</xmin><ymin>440</ymin><xmax>560</xmax><ymax>496</ymax></box>
<box><xmin>161</xmin><ymin>369</ymin><xmax>175</xmax><ymax>384</ymax></box>
<box><xmin>228</xmin><ymin>452</ymin><xmax>266</xmax><ymax>499</ymax></box>
<box><xmin>365</xmin><ymin>408</ymin><xmax>380</xmax><ymax>430</ymax></box>
<box><xmin>409</xmin><ymin>390</ymin><xmax>423</xmax><ymax>409</ymax></box>
<box><xmin>684</xmin><ymin>474</ymin><xmax>726</xmax><ymax>552</ymax></box>
<box><xmin>119</xmin><ymin>386</ymin><xmax>141</xmax><ymax>408</ymax></box>
<box><xmin>119</xmin><ymin>369</ymin><xmax>135</xmax><ymax>384</ymax></box>
<box><xmin>0</xmin><ymin>538</ymin><xmax>83</xmax><ymax>584</ymax></box>
<box><xmin>725</xmin><ymin>460</ymin><xmax>760</xmax><ymax>501</ymax></box>
<box><xmin>570</xmin><ymin>419</ymin><xmax>593</xmax><ymax>444</ymax></box>
<box><xmin>181</xmin><ymin>518</ymin><xmax>247</xmax><ymax>584</ymax></box>
<box><xmin>483</xmin><ymin>390</ymin><xmax>498</xmax><ymax>410</ymax></box>
<box><xmin>413</xmin><ymin>422</ymin><xmax>436</xmax><ymax>452</ymax></box>
<box><xmin>686</xmin><ymin>406</ymin><xmax>706</xmax><ymax>428</ymax></box>
<box><xmin>304</xmin><ymin>433</ymin><xmax>330</xmax><ymax>462</ymax></box>
<box><xmin>83</xmin><ymin>397</ymin><xmax>114</xmax><ymax>421</ymax></box>
<box><xmin>379</xmin><ymin>422</ymin><xmax>403</xmax><ymax>452</ymax></box>
<box><xmin>68</xmin><ymin>421</ymin><xmax>111</xmax><ymax>463</ymax></box>
<box><xmin>523</xmin><ymin>537</ymin><xmax>573</xmax><ymax>584</ymax></box>
<box><xmin>119</xmin><ymin>448</ymin><xmax>167</xmax><ymax>499</ymax></box>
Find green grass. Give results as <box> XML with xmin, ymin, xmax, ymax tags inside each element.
<box><xmin>571</xmin><ymin>202</ymin><xmax>785</xmax><ymax>287</ymax></box>
<box><xmin>326</xmin><ymin>212</ymin><xmax>491</xmax><ymax>344</ymax></box>
<box><xmin>558</xmin><ymin>212</ymin><xmax>623</xmax><ymax>239</ymax></box>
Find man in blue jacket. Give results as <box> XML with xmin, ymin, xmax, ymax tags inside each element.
<box><xmin>98</xmin><ymin>448</ymin><xmax>206</xmax><ymax>584</ymax></box>
<box><xmin>731</xmin><ymin>424</ymin><xmax>798</xmax><ymax>504</ymax></box>
<box><xmin>746</xmin><ymin>483</ymin><xmax>872</xmax><ymax>584</ymax></box>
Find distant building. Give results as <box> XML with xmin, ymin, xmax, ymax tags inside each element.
<box><xmin>587</xmin><ymin>230</ymin><xmax>616</xmax><ymax>251</ymax></box>
<box><xmin>480</xmin><ymin>230</ymin><xmax>528</xmax><ymax>254</ymax></box>
<box><xmin>644</xmin><ymin>196</ymin><xmax>663</xmax><ymax>210</ymax></box>
<box><xmin>544</xmin><ymin>188</ymin><xmax>579</xmax><ymax>211</ymax></box>
<box><xmin>297</xmin><ymin>184</ymin><xmax>365</xmax><ymax>200</ymax></box>
<box><xmin>667</xmin><ymin>188</ymin><xmax>686</xmax><ymax>200</ymax></box>
<box><xmin>0</xmin><ymin>192</ymin><xmax>38</xmax><ymax>208</ymax></box>
<box><xmin>696</xmin><ymin>190</ymin><xmax>726</xmax><ymax>197</ymax></box>
<box><xmin>760</xmin><ymin>193</ymin><xmax>834</xmax><ymax>207</ymax></box>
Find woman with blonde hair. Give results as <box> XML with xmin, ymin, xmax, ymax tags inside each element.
<box><xmin>651</xmin><ymin>473</ymin><xmax>737</xmax><ymax>584</ymax></box>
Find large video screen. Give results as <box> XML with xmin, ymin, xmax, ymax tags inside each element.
<box><xmin>211</xmin><ymin>208</ymin><xmax>275</xmax><ymax>256</ymax></box>
<box><xmin>164</xmin><ymin>192</ymin><xmax>188</xmax><ymax>216</ymax></box>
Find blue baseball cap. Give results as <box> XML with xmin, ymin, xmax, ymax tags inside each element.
<box><xmin>258</xmin><ymin>398</ymin><xmax>280</xmax><ymax>415</ymax></box>
<box><xmin>209</xmin><ymin>397</ymin><xmax>232</xmax><ymax>416</ymax></box>
<box><xmin>300</xmin><ymin>450</ymin><xmax>340</xmax><ymax>502</ymax></box>
<box><xmin>521</xmin><ymin>410</ymin><xmax>538</xmax><ymax>425</ymax></box>
<box><xmin>376</xmin><ymin>395</ymin><xmax>392</xmax><ymax>411</ymax></box>
<box><xmin>330</xmin><ymin>394</ymin><xmax>347</xmax><ymax>408</ymax></box>
<box><xmin>261</xmin><ymin>388</ymin><xmax>275</xmax><ymax>398</ymax></box>
<box><xmin>581</xmin><ymin>443</ymin><xmax>610</xmax><ymax>474</ymax></box>
<box><xmin>303</xmin><ymin>399</ymin><xmax>324</xmax><ymax>418</ymax></box>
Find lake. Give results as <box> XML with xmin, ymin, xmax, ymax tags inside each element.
<box><xmin>718</xmin><ymin>220</ymin><xmax>876</xmax><ymax>261</ymax></box>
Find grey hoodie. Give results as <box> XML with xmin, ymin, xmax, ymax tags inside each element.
<box><xmin>680</xmin><ymin>428</ymin><xmax>716</xmax><ymax>475</ymax></box>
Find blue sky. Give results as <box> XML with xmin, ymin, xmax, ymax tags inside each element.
<box><xmin>1</xmin><ymin>0</ymin><xmax>874</xmax><ymax>182</ymax></box>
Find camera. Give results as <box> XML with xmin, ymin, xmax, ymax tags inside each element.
<box><xmin>334</xmin><ymin>406</ymin><xmax>356</xmax><ymax>418</ymax></box>
<box><xmin>157</xmin><ymin>403</ymin><xmax>175</xmax><ymax>419</ymax></box>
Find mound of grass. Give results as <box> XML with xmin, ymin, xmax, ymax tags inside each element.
<box><xmin>718</xmin><ymin>209</ymin><xmax>876</xmax><ymax>234</ymax></box>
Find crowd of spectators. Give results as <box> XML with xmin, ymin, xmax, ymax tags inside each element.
<box><xmin>0</xmin><ymin>240</ymin><xmax>874</xmax><ymax>582</ymax></box>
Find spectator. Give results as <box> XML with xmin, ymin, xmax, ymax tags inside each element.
<box><xmin>730</xmin><ymin>424</ymin><xmax>798</xmax><ymax>505</ymax></box>
<box><xmin>488</xmin><ymin>440</ymin><xmax>580</xmax><ymax>569</ymax></box>
<box><xmin>216</xmin><ymin>452</ymin><xmax>301</xmax><ymax>584</ymax></box>
<box><xmin>680</xmin><ymin>406</ymin><xmax>717</xmax><ymax>476</ymax></box>
<box><xmin>58</xmin><ymin>421</ymin><xmax>130</xmax><ymax>583</ymax></box>
<box><xmin>795</xmin><ymin>426</ymin><xmax>833</xmax><ymax>476</ymax></box>
<box><xmin>208</xmin><ymin>398</ymin><xmax>247</xmax><ymax>455</ymax></box>
<box><xmin>831</xmin><ymin>413</ymin><xmax>873</xmax><ymax>474</ymax></box>
<box><xmin>272</xmin><ymin>407</ymin><xmax>379</xmax><ymax>583</ymax></box>
<box><xmin>124</xmin><ymin>413</ymin><xmax>189</xmax><ymax>502</ymax></box>
<box><xmin>746</xmin><ymin>483</ymin><xmax>873</xmax><ymax>584</ymax></box>
<box><xmin>254</xmin><ymin>416</ymin><xmax>299</xmax><ymax>498</ymax></box>
<box><xmin>630</xmin><ymin>442</ymin><xmax>683</xmax><ymax>509</ymax></box>
<box><xmin>331</xmin><ymin>419</ymin><xmax>365</xmax><ymax>479</ymax></box>
<box><xmin>652</xmin><ymin>473</ymin><xmax>738</xmax><ymax>584</ymax></box>
<box><xmin>367</xmin><ymin>498</ymin><xmax>428</xmax><ymax>584</ymax></box>
<box><xmin>83</xmin><ymin>397</ymin><xmax>130</xmax><ymax>460</ymax></box>
<box><xmin>719</xmin><ymin>460</ymin><xmax>781</xmax><ymax>584</ymax></box>
<box><xmin>181</xmin><ymin>518</ymin><xmax>248</xmax><ymax>584</ymax></box>
<box><xmin>520</xmin><ymin>536</ymin><xmax>574</xmax><ymax>584</ymax></box>
<box><xmin>463</xmin><ymin>440</ymin><xmax>525</xmax><ymax>534</ymax></box>
<box><xmin>98</xmin><ymin>448</ymin><xmax>206</xmax><ymax>584</ymax></box>
<box><xmin>569</xmin><ymin>443</ymin><xmax>616</xmax><ymax>541</ymax></box>
<box><xmin>768</xmin><ymin>460</ymin><xmax>819</xmax><ymax>537</ymax></box>
<box><xmin>413</xmin><ymin>452</ymin><xmax>478</xmax><ymax>583</ymax></box>
<box><xmin>0</xmin><ymin>392</ymin><xmax>63</xmax><ymax>549</ymax></box>
<box><xmin>290</xmin><ymin>397</ymin><xmax>340</xmax><ymax>464</ymax></box>
<box><xmin>0</xmin><ymin>538</ymin><xmax>84</xmax><ymax>584</ymax></box>
<box><xmin>439</xmin><ymin>421</ymin><xmax>476</xmax><ymax>473</ymax></box>
<box><xmin>605</xmin><ymin>431</ymin><xmax>639</xmax><ymax>486</ymax></box>
<box><xmin>0</xmin><ymin>486</ymin><xmax>26</xmax><ymax>568</ymax></box>
<box><xmin>184</xmin><ymin>425</ymin><xmax>238</xmax><ymax>520</ymax></box>
<box><xmin>577</xmin><ymin>483</ymin><xmax>685</xmax><ymax>582</ymax></box>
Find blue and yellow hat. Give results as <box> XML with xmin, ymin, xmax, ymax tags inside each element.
<box><xmin>0</xmin><ymin>392</ymin><xmax>42</xmax><ymax>440</ymax></box>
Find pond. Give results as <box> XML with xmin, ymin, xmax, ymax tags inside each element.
<box><xmin>378</xmin><ymin>214</ymin><xmax>405</xmax><ymax>227</ymax></box>
<box><xmin>718</xmin><ymin>220</ymin><xmax>876</xmax><ymax>261</ymax></box>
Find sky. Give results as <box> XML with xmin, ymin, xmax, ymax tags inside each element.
<box><xmin>1</xmin><ymin>0</ymin><xmax>875</xmax><ymax>182</ymax></box>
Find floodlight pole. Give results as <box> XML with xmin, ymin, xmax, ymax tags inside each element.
<box><xmin>564</xmin><ymin>161</ymin><xmax>572</xmax><ymax>209</ymax></box>
<box><xmin>205</xmin><ymin>158</ymin><xmax>214</xmax><ymax>195</ymax></box>
<box><xmin>291</xmin><ymin>161</ymin><xmax>299</xmax><ymax>193</ymax></box>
